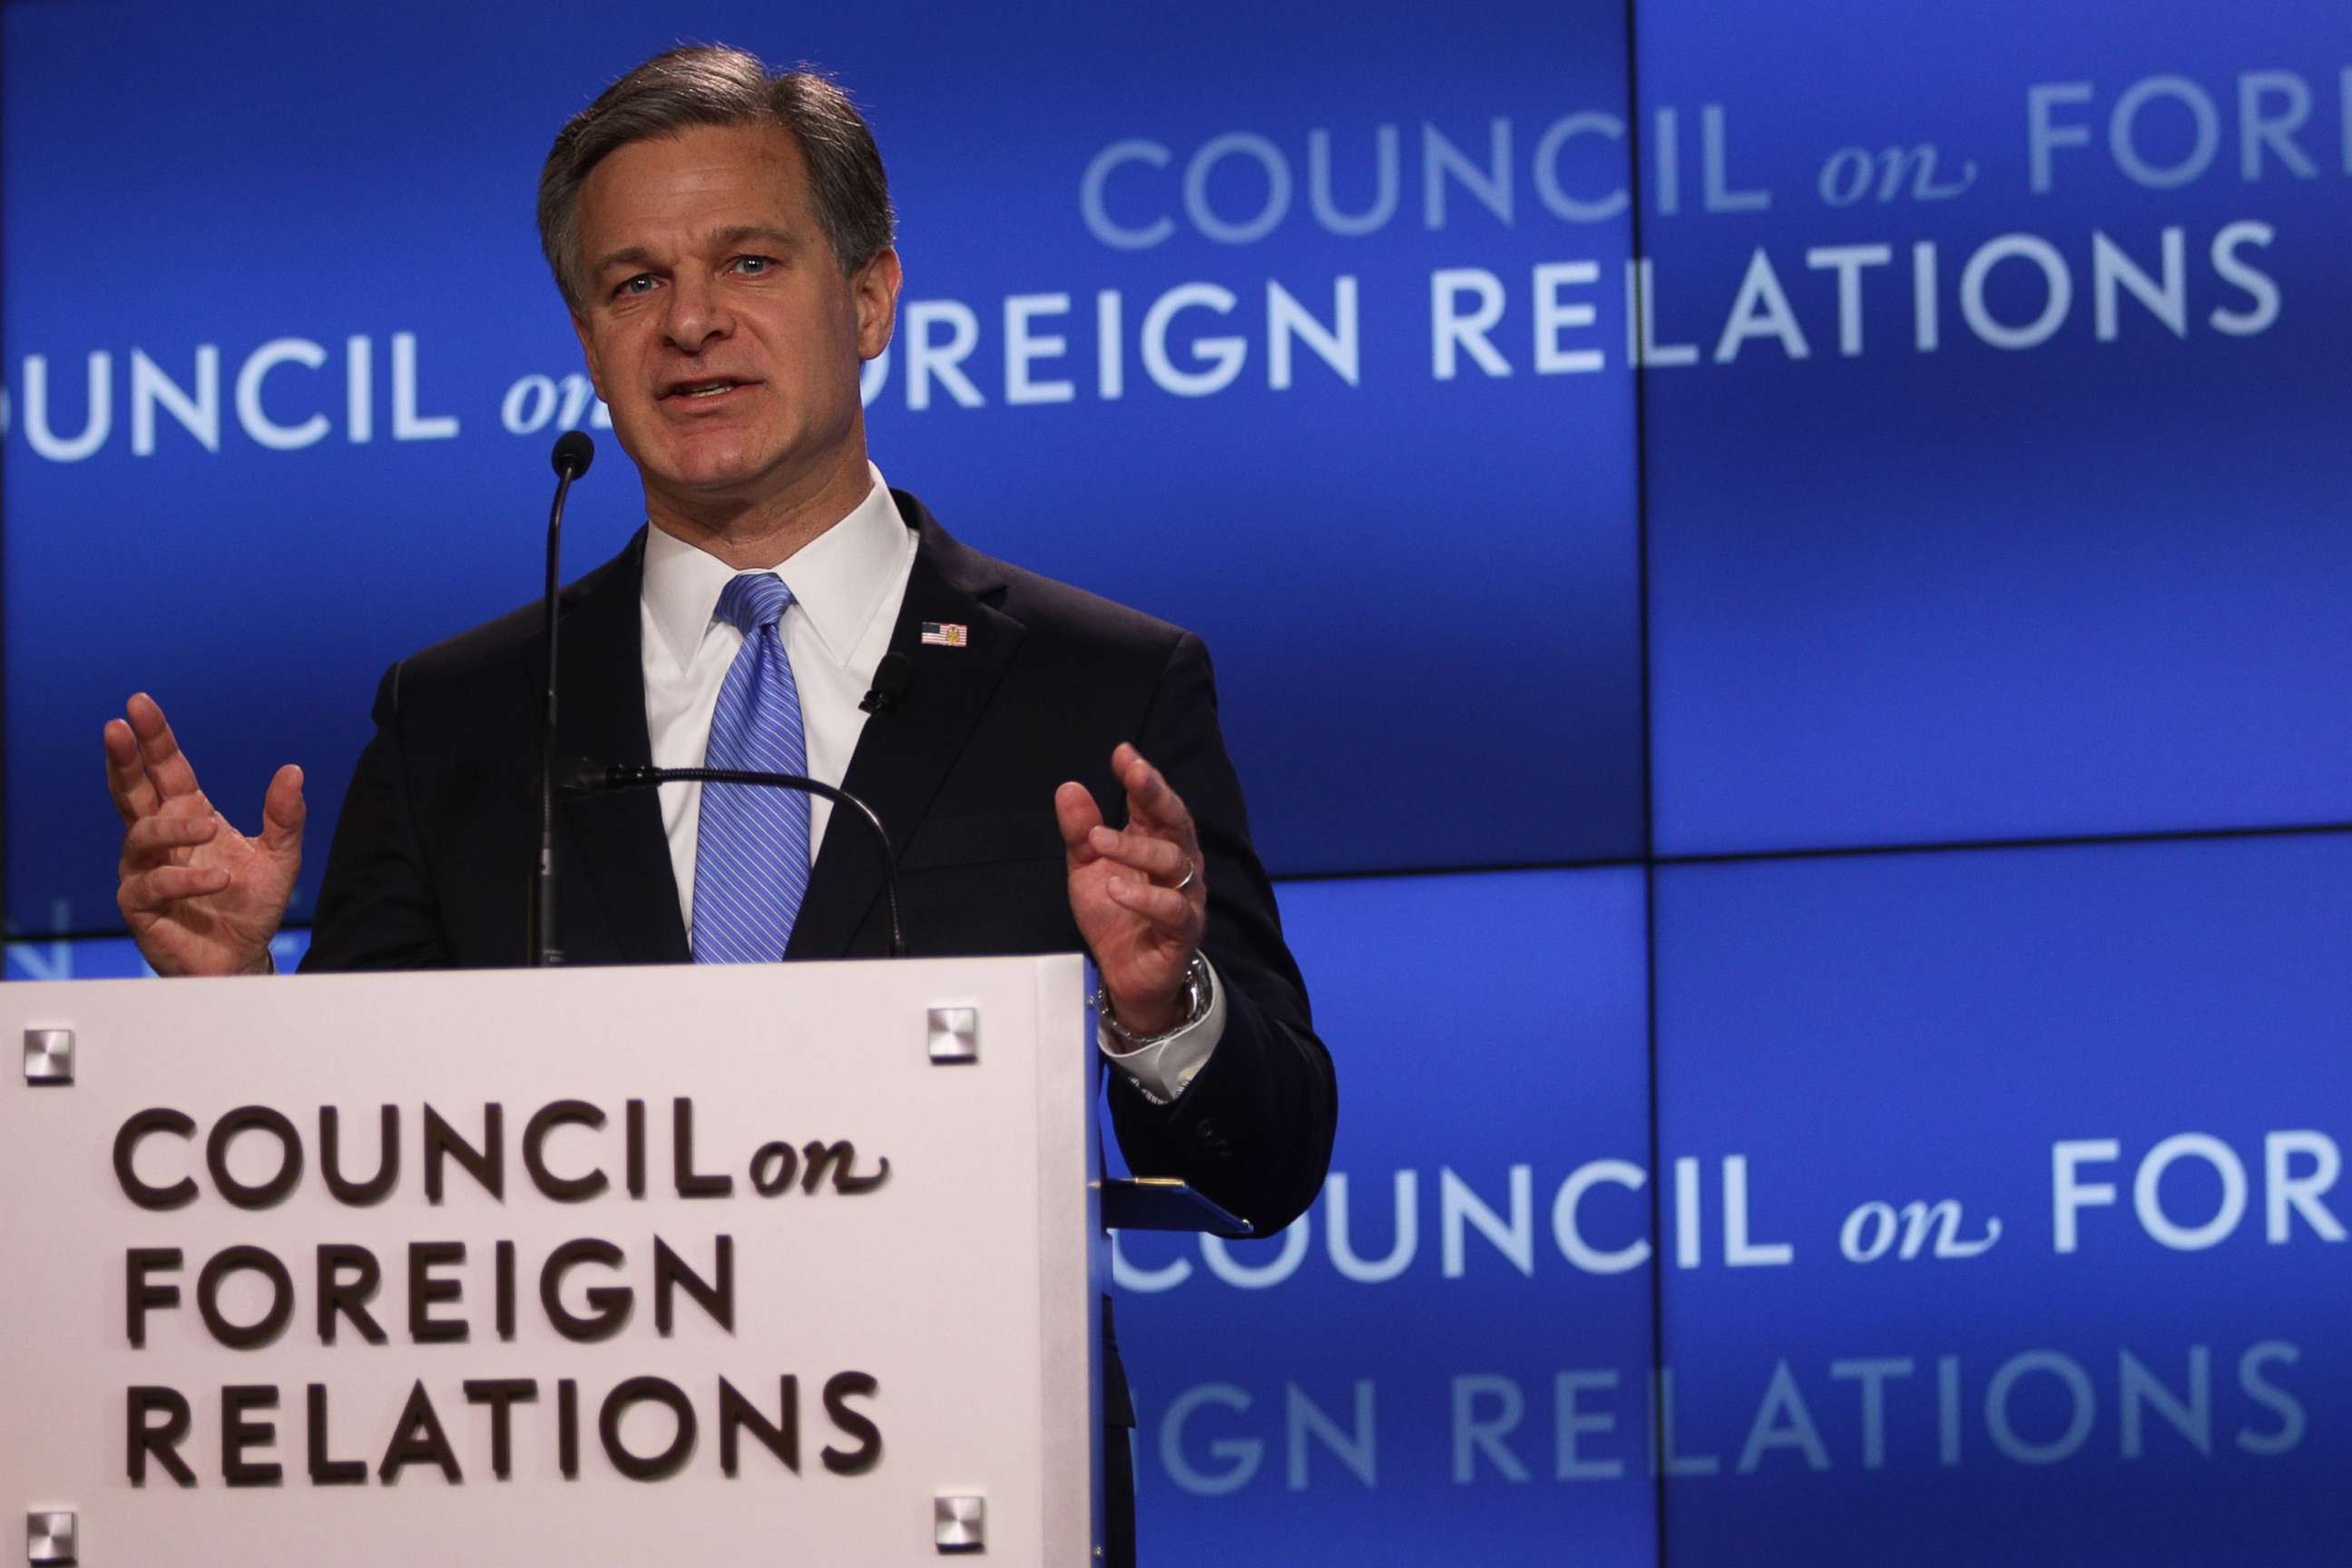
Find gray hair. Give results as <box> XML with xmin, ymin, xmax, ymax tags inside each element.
<box><xmin>536</xmin><ymin>45</ymin><xmax>895</xmax><ymax>315</ymax></box>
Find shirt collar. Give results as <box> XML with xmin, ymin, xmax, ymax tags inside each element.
<box><xmin>641</xmin><ymin>463</ymin><xmax>907</xmax><ymax>674</ymax></box>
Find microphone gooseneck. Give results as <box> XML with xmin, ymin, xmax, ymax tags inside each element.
<box><xmin>529</xmin><ymin>430</ymin><xmax>596</xmax><ymax>967</ymax></box>
<box><xmin>557</xmin><ymin>760</ymin><xmax>906</xmax><ymax>958</ymax></box>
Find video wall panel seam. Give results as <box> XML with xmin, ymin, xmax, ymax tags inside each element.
<box><xmin>1</xmin><ymin>5</ymin><xmax>11</xmax><ymax>941</ymax></box>
<box><xmin>15</xmin><ymin>818</ymin><xmax>2352</xmax><ymax>950</ymax></box>
<box><xmin>1620</xmin><ymin>0</ymin><xmax>1671</xmax><ymax>1561</ymax></box>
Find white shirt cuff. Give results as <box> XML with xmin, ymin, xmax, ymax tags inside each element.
<box><xmin>1097</xmin><ymin>957</ymin><xmax>1227</xmax><ymax>1103</ymax></box>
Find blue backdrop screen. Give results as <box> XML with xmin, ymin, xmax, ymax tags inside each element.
<box><xmin>3</xmin><ymin>0</ymin><xmax>1645</xmax><ymax>936</ymax></box>
<box><xmin>1638</xmin><ymin>0</ymin><xmax>2352</xmax><ymax>854</ymax></box>
<box><xmin>1652</xmin><ymin>834</ymin><xmax>2350</xmax><ymax>1561</ymax></box>
<box><xmin>5</xmin><ymin>2</ymin><xmax>2348</xmax><ymax>1563</ymax></box>
<box><xmin>1112</xmin><ymin>868</ymin><xmax>1656</xmax><ymax>1564</ymax></box>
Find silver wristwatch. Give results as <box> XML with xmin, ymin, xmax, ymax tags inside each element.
<box><xmin>1093</xmin><ymin>952</ymin><xmax>1212</xmax><ymax>1048</ymax></box>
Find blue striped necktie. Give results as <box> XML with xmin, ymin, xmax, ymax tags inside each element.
<box><xmin>691</xmin><ymin>572</ymin><xmax>810</xmax><ymax>963</ymax></box>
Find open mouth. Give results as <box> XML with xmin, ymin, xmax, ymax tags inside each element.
<box><xmin>661</xmin><ymin>378</ymin><xmax>757</xmax><ymax>402</ymax></box>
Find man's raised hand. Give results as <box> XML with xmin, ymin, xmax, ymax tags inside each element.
<box><xmin>104</xmin><ymin>692</ymin><xmax>304</xmax><ymax>976</ymax></box>
<box><xmin>1055</xmin><ymin>742</ymin><xmax>1209</xmax><ymax>1037</ymax></box>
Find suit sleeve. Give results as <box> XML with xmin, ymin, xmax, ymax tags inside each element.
<box><xmin>1103</xmin><ymin>631</ymin><xmax>1337</xmax><ymax>1235</ymax></box>
<box><xmin>300</xmin><ymin>662</ymin><xmax>450</xmax><ymax>972</ymax></box>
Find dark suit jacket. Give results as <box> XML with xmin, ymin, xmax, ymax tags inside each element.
<box><xmin>302</xmin><ymin>488</ymin><xmax>1338</xmax><ymax>1513</ymax></box>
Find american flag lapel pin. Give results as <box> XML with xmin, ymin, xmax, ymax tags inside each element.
<box><xmin>920</xmin><ymin>622</ymin><xmax>969</xmax><ymax>648</ymax></box>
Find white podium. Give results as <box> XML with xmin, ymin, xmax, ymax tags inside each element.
<box><xmin>2</xmin><ymin>957</ymin><xmax>1101</xmax><ymax>1565</ymax></box>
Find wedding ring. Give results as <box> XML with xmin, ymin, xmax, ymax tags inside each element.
<box><xmin>1172</xmin><ymin>857</ymin><xmax>1197</xmax><ymax>893</ymax></box>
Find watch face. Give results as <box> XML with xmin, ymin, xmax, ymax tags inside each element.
<box><xmin>1186</xmin><ymin>956</ymin><xmax>1212</xmax><ymax>1018</ymax></box>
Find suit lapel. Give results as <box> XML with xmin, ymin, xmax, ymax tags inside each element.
<box><xmin>556</xmin><ymin>530</ymin><xmax>692</xmax><ymax>964</ymax></box>
<box><xmin>788</xmin><ymin>494</ymin><xmax>1024</xmax><ymax>957</ymax></box>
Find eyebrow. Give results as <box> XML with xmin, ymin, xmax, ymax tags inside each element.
<box><xmin>709</xmin><ymin>224</ymin><xmax>799</xmax><ymax>252</ymax></box>
<box><xmin>588</xmin><ymin>226</ymin><xmax>802</xmax><ymax>282</ymax></box>
<box><xmin>588</xmin><ymin>244</ymin><xmax>659</xmax><ymax>280</ymax></box>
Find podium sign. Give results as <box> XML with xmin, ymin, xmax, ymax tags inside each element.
<box><xmin>2</xmin><ymin>957</ymin><xmax>1100</xmax><ymax>1564</ymax></box>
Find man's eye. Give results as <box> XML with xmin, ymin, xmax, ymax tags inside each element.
<box><xmin>616</xmin><ymin>275</ymin><xmax>656</xmax><ymax>297</ymax></box>
<box><xmin>733</xmin><ymin>256</ymin><xmax>771</xmax><ymax>276</ymax></box>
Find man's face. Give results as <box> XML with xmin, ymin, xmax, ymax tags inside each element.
<box><xmin>571</xmin><ymin>121</ymin><xmax>898</xmax><ymax>514</ymax></box>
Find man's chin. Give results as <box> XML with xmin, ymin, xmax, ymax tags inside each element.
<box><xmin>626</xmin><ymin>423</ymin><xmax>861</xmax><ymax>521</ymax></box>
<box><xmin>652</xmin><ymin>446</ymin><xmax>780</xmax><ymax>498</ymax></box>
<box><xmin>642</xmin><ymin>454</ymin><xmax>805</xmax><ymax>521</ymax></box>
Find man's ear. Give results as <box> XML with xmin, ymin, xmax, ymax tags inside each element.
<box><xmin>852</xmin><ymin>247</ymin><xmax>903</xmax><ymax>360</ymax></box>
<box><xmin>571</xmin><ymin>311</ymin><xmax>607</xmax><ymax>404</ymax></box>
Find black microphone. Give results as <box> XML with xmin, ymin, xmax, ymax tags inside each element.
<box><xmin>552</xmin><ymin>429</ymin><xmax>594</xmax><ymax>480</ymax></box>
<box><xmin>557</xmin><ymin>760</ymin><xmax>906</xmax><ymax>958</ymax></box>
<box><xmin>528</xmin><ymin>430</ymin><xmax>595</xmax><ymax>967</ymax></box>
<box><xmin>858</xmin><ymin>651</ymin><xmax>914</xmax><ymax>714</ymax></box>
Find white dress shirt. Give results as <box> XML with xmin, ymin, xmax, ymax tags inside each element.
<box><xmin>637</xmin><ymin>464</ymin><xmax>1220</xmax><ymax>1100</ymax></box>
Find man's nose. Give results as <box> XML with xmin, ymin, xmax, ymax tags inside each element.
<box><xmin>662</xmin><ymin>272</ymin><xmax>733</xmax><ymax>353</ymax></box>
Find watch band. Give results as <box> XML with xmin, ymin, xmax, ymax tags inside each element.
<box><xmin>1093</xmin><ymin>952</ymin><xmax>1212</xmax><ymax>1049</ymax></box>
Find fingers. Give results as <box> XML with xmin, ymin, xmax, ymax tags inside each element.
<box><xmin>1066</xmin><ymin>749</ymin><xmax>1202</xmax><ymax>892</ymax></box>
<box><xmin>119</xmin><ymin>863</ymin><xmax>230</xmax><ymax>914</ymax></box>
<box><xmin>1103</xmin><ymin>875</ymin><xmax>1195</xmax><ymax>930</ymax></box>
<box><xmin>125</xmin><ymin>692</ymin><xmax>203</xmax><ymax>803</ymax></box>
<box><xmin>1054</xmin><ymin>780</ymin><xmax>1104</xmax><ymax>865</ymax></box>
<box><xmin>120</xmin><ymin>812</ymin><xmax>220</xmax><ymax>866</ymax></box>
<box><xmin>103</xmin><ymin>716</ymin><xmax>156</xmax><ymax>825</ymax></box>
<box><xmin>1086</xmin><ymin>823</ymin><xmax>1191</xmax><ymax>885</ymax></box>
<box><xmin>260</xmin><ymin>764</ymin><xmax>307</xmax><ymax>857</ymax></box>
<box><xmin>1113</xmin><ymin>743</ymin><xmax>1195</xmax><ymax>838</ymax></box>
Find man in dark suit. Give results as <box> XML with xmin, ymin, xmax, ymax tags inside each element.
<box><xmin>103</xmin><ymin>44</ymin><xmax>1332</xmax><ymax>1565</ymax></box>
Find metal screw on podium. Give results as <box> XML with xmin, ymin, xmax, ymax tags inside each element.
<box><xmin>26</xmin><ymin>1511</ymin><xmax>78</xmax><ymax>1565</ymax></box>
<box><xmin>22</xmin><ymin>1030</ymin><xmax>74</xmax><ymax>1085</ymax></box>
<box><xmin>926</xmin><ymin>1006</ymin><xmax>979</xmax><ymax>1064</ymax></box>
<box><xmin>933</xmin><ymin>1494</ymin><xmax>985</xmax><ymax>1553</ymax></box>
